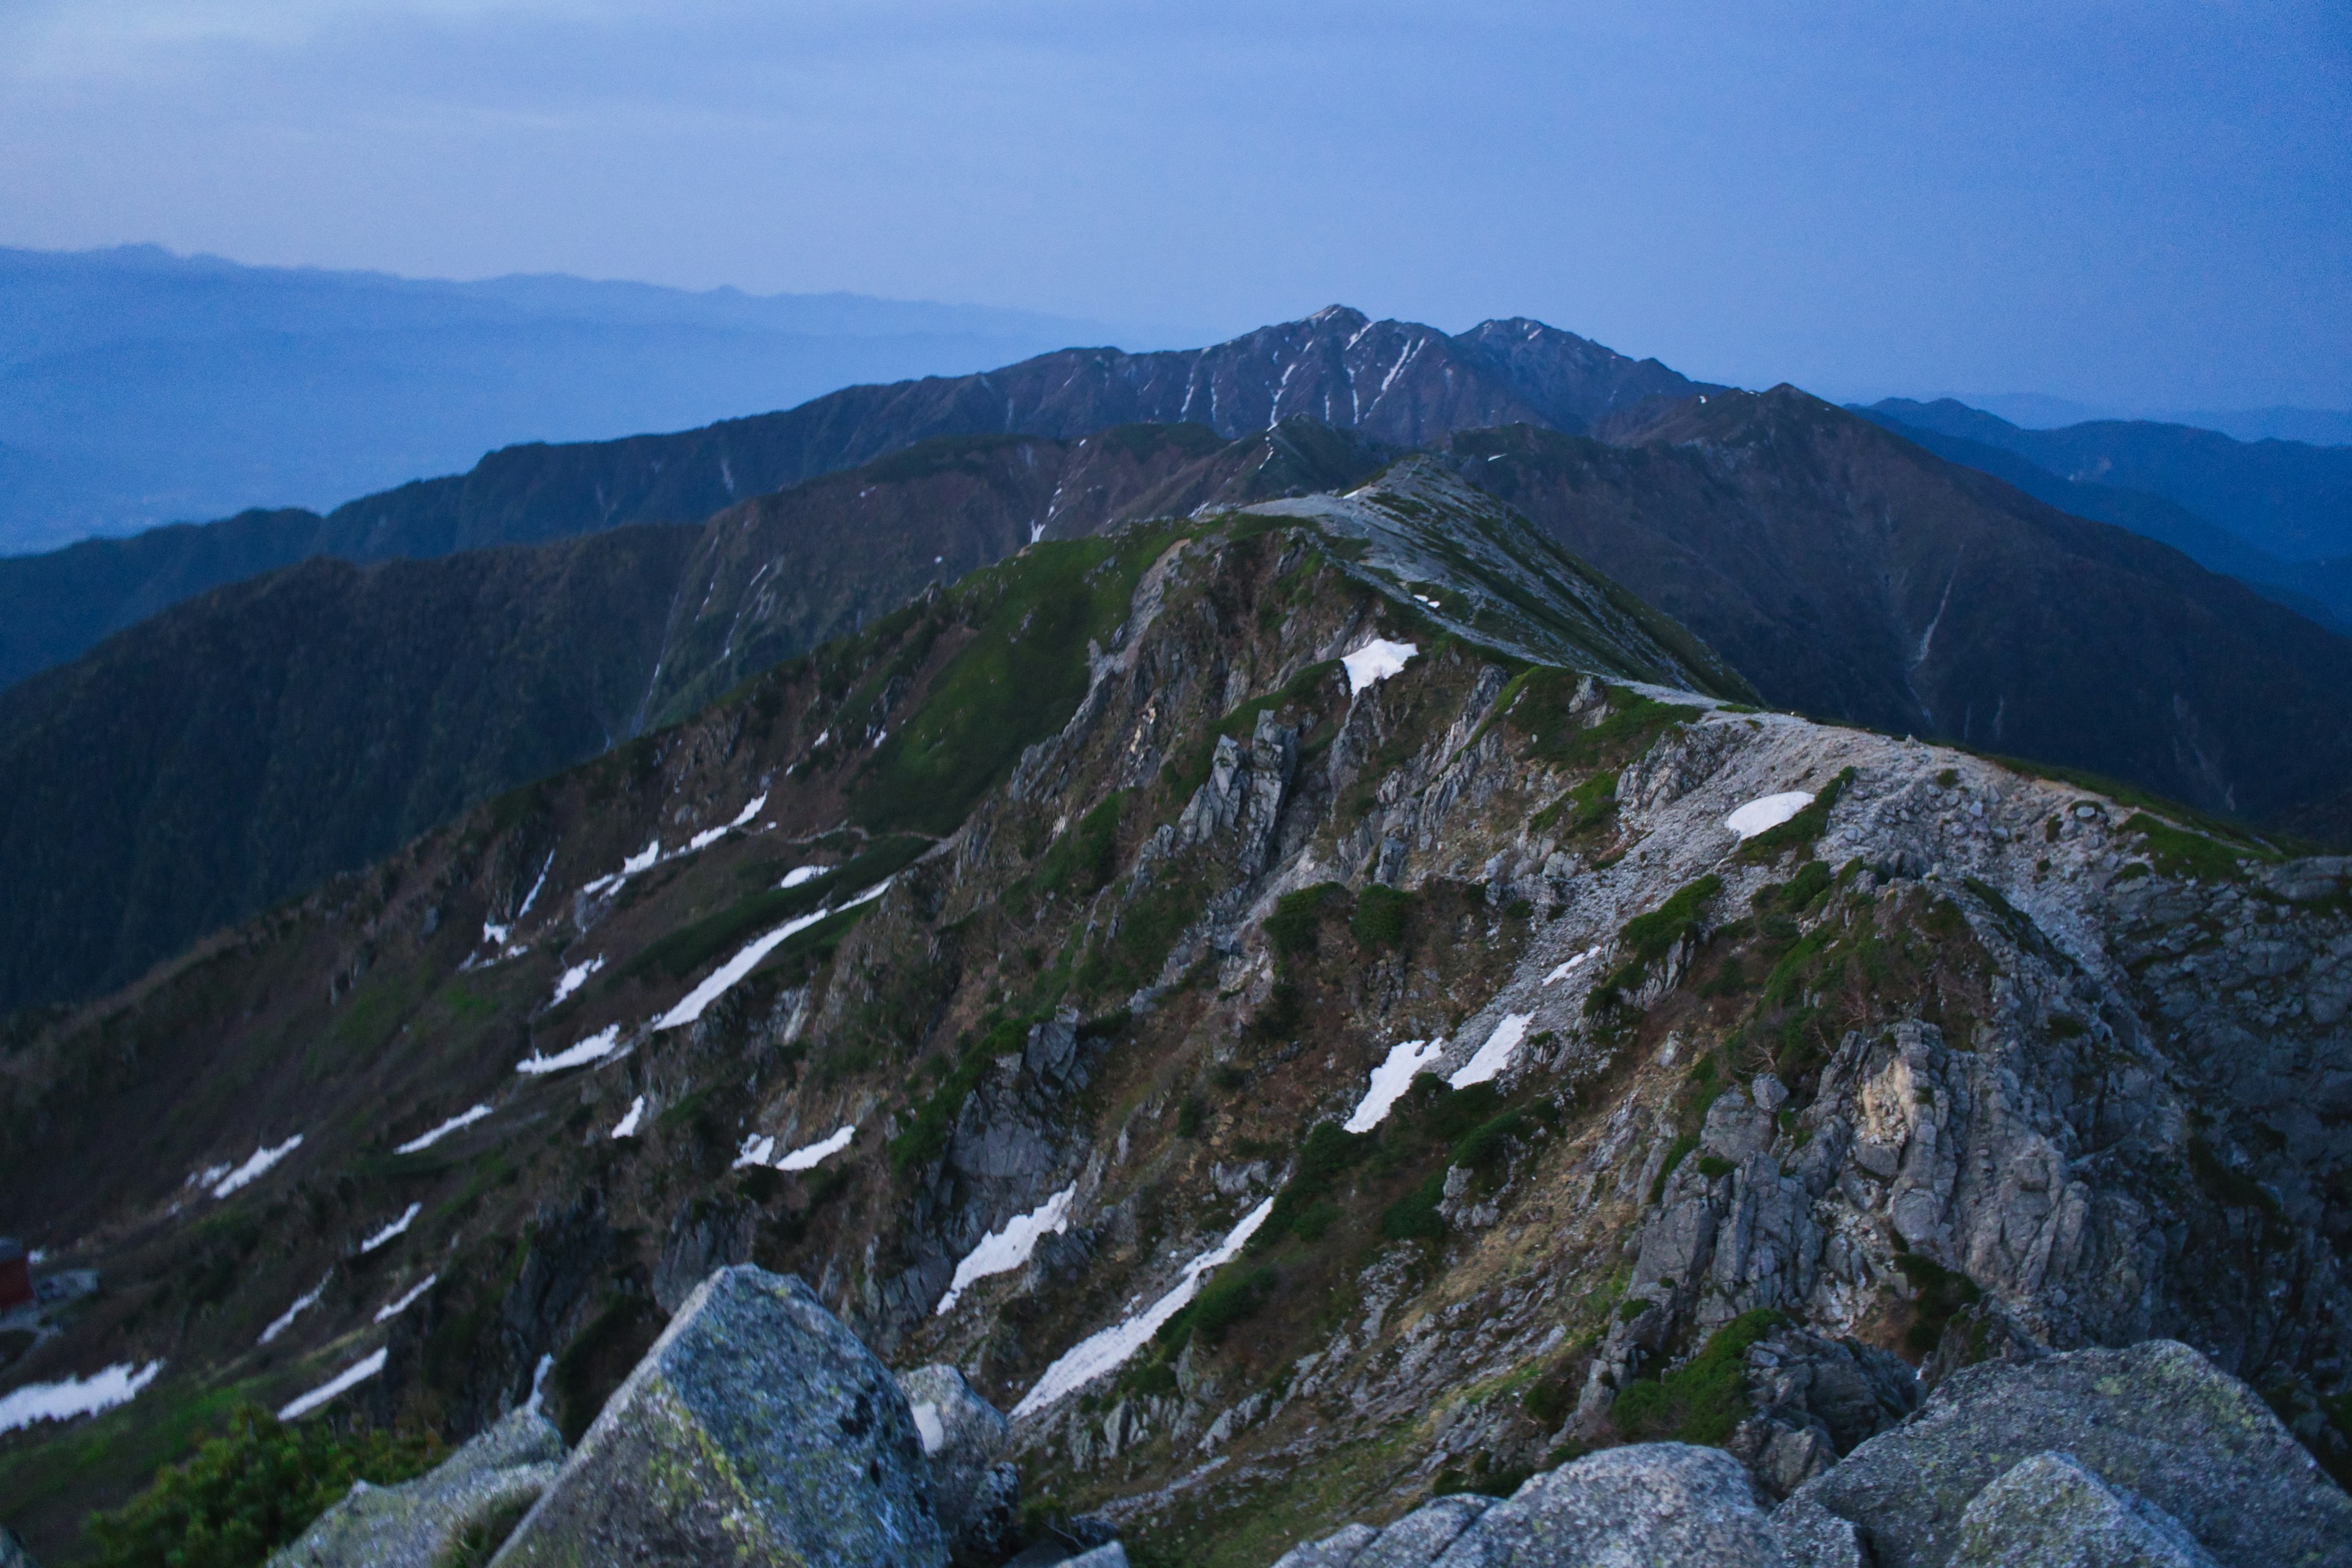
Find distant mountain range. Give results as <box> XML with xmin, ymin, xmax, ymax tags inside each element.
<box><xmin>1939</xmin><ymin>392</ymin><xmax>2352</xmax><ymax>447</ymax></box>
<box><xmin>4</xmin><ymin>306</ymin><xmax>2351</xmax><ymax>1019</ymax></box>
<box><xmin>1855</xmin><ymin>400</ymin><xmax>2352</xmax><ymax>630</ymax></box>
<box><xmin>0</xmin><ymin>305</ymin><xmax>1710</xmax><ymax>691</ymax></box>
<box><xmin>1863</xmin><ymin>398</ymin><xmax>2352</xmax><ymax>562</ymax></box>
<box><xmin>0</xmin><ymin>245</ymin><xmax>1168</xmax><ymax>556</ymax></box>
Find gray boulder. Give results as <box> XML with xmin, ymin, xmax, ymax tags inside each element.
<box><xmin>1773</xmin><ymin>1340</ymin><xmax>2352</xmax><ymax>1568</ymax></box>
<box><xmin>1270</xmin><ymin>1523</ymin><xmax>1379</xmax><ymax>1568</ymax></box>
<box><xmin>492</xmin><ymin>1265</ymin><xmax>947</xmax><ymax>1567</ymax></box>
<box><xmin>897</xmin><ymin>1363</ymin><xmax>1019</xmax><ymax>1565</ymax></box>
<box><xmin>1950</xmin><ymin>1453</ymin><xmax>2219</xmax><ymax>1568</ymax></box>
<box><xmin>1</xmin><ymin>1524</ymin><xmax>37</xmax><ymax>1568</ymax></box>
<box><xmin>1728</xmin><ymin>1327</ymin><xmax>1920</xmax><ymax>1498</ymax></box>
<box><xmin>268</xmin><ymin>1408</ymin><xmax>563</xmax><ymax>1568</ymax></box>
<box><xmin>1275</xmin><ymin>1445</ymin><xmax>1783</xmax><ymax>1567</ymax></box>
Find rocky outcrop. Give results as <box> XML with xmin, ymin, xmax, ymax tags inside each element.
<box><xmin>900</xmin><ymin>1363</ymin><xmax>1021</xmax><ymax>1566</ymax></box>
<box><xmin>1264</xmin><ymin>1341</ymin><xmax>2346</xmax><ymax>1568</ymax></box>
<box><xmin>1947</xmin><ymin>1453</ymin><xmax>2219</xmax><ymax>1568</ymax></box>
<box><xmin>492</xmin><ymin>1266</ymin><xmax>946</xmax><ymax>1567</ymax></box>
<box><xmin>1270</xmin><ymin>1444</ymin><xmax>1782</xmax><ymax>1567</ymax></box>
<box><xmin>1773</xmin><ymin>1340</ymin><xmax>2352</xmax><ymax>1567</ymax></box>
<box><xmin>0</xmin><ymin>1525</ymin><xmax>37</xmax><ymax>1568</ymax></box>
<box><xmin>268</xmin><ymin>1409</ymin><xmax>563</xmax><ymax>1568</ymax></box>
<box><xmin>1722</xmin><ymin>1326</ymin><xmax>1918</xmax><ymax>1499</ymax></box>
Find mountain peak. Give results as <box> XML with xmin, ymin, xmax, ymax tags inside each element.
<box><xmin>1302</xmin><ymin>303</ymin><xmax>1370</xmax><ymax>329</ymax></box>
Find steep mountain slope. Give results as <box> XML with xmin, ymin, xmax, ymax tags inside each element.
<box><xmin>0</xmin><ymin>307</ymin><xmax>1706</xmax><ymax>691</ymax></box>
<box><xmin>0</xmin><ymin>423</ymin><xmax>1393</xmax><ymax>1018</ymax></box>
<box><xmin>1449</xmin><ymin>390</ymin><xmax>2352</xmax><ymax>826</ymax></box>
<box><xmin>1853</xmin><ymin>405</ymin><xmax>2351</xmax><ymax>630</ymax></box>
<box><xmin>1</xmin><ymin>497</ymin><xmax>2346</xmax><ymax>1566</ymax></box>
<box><xmin>1868</xmin><ymin>397</ymin><xmax>2352</xmax><ymax>561</ymax></box>
<box><xmin>0</xmin><ymin>525</ymin><xmax>702</xmax><ymax>1022</ymax></box>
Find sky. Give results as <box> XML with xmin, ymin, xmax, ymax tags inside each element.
<box><xmin>4</xmin><ymin>0</ymin><xmax>2347</xmax><ymax>409</ymax></box>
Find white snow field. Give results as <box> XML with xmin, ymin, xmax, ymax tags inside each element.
<box><xmin>777</xmin><ymin>1124</ymin><xmax>858</xmax><ymax>1170</ymax></box>
<box><xmin>1725</xmin><ymin>790</ymin><xmax>1815</xmax><ymax>840</ymax></box>
<box><xmin>213</xmin><ymin>1135</ymin><xmax>303</xmax><ymax>1199</ymax></box>
<box><xmin>395</xmin><ymin>1104</ymin><xmax>492</xmax><ymax>1154</ymax></box>
<box><xmin>374</xmin><ymin>1274</ymin><xmax>438</xmax><ymax>1323</ymax></box>
<box><xmin>655</xmin><ymin>878</ymin><xmax>892</xmax><ymax>1031</ymax></box>
<box><xmin>937</xmin><ymin>1185</ymin><xmax>1076</xmax><ymax>1315</ymax></box>
<box><xmin>259</xmin><ymin>1276</ymin><xmax>328</xmax><ymax>1344</ymax></box>
<box><xmin>279</xmin><ymin>1348</ymin><xmax>387</xmax><ymax>1421</ymax></box>
<box><xmin>358</xmin><ymin>1203</ymin><xmax>421</xmax><ymax>1254</ymax></box>
<box><xmin>1341</xmin><ymin>638</ymin><xmax>1418</xmax><ymax>695</ymax></box>
<box><xmin>611</xmin><ymin>1096</ymin><xmax>646</xmax><ymax>1138</ymax></box>
<box><xmin>1343</xmin><ymin>1038</ymin><xmax>1446</xmax><ymax>1133</ymax></box>
<box><xmin>1012</xmin><ymin>1194</ymin><xmax>1276</xmax><ymax>1418</ymax></box>
<box><xmin>1450</xmin><ymin>1012</ymin><xmax>1533</xmax><ymax>1088</ymax></box>
<box><xmin>516</xmin><ymin>1023</ymin><xmax>623</xmax><ymax>1075</ymax></box>
<box><xmin>0</xmin><ymin>1361</ymin><xmax>164</xmax><ymax>1435</ymax></box>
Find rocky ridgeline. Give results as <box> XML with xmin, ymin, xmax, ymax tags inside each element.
<box><xmin>6</xmin><ymin>489</ymin><xmax>2351</xmax><ymax>1562</ymax></box>
<box><xmin>1279</xmin><ymin>1338</ymin><xmax>2352</xmax><ymax>1567</ymax></box>
<box><xmin>248</xmin><ymin>1262</ymin><xmax>2345</xmax><ymax>1568</ymax></box>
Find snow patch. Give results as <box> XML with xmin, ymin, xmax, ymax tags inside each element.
<box><xmin>279</xmin><ymin>1349</ymin><xmax>388</xmax><ymax>1421</ymax></box>
<box><xmin>1341</xmin><ymin>639</ymin><xmax>1418</xmax><ymax>695</ymax></box>
<box><xmin>937</xmin><ymin>1186</ymin><xmax>1076</xmax><ymax>1316</ymax></box>
<box><xmin>1343</xmin><ymin>1038</ymin><xmax>1446</xmax><ymax>1133</ymax></box>
<box><xmin>258</xmin><ymin>1277</ymin><xmax>328</xmax><ymax>1345</ymax></box>
<box><xmin>516</xmin><ymin>1024</ymin><xmax>622</xmax><ymax>1075</ymax></box>
<box><xmin>777</xmin><ymin>1124</ymin><xmax>857</xmax><ymax>1170</ymax></box>
<box><xmin>778</xmin><ymin>864</ymin><xmax>827</xmax><ymax>889</ymax></box>
<box><xmin>1011</xmin><ymin>1195</ymin><xmax>1276</xmax><ymax>1418</ymax></box>
<box><xmin>374</xmin><ymin>1274</ymin><xmax>437</xmax><ymax>1323</ymax></box>
<box><xmin>517</xmin><ymin>852</ymin><xmax>555</xmax><ymax>917</ymax></box>
<box><xmin>622</xmin><ymin>840</ymin><xmax>662</xmax><ymax>875</ymax></box>
<box><xmin>395</xmin><ymin>1104</ymin><xmax>492</xmax><ymax>1154</ymax></box>
<box><xmin>524</xmin><ymin>1353</ymin><xmax>554</xmax><ymax>1417</ymax></box>
<box><xmin>655</xmin><ymin>879</ymin><xmax>893</xmax><ymax>1031</ymax></box>
<box><xmin>911</xmin><ymin>1400</ymin><xmax>945</xmax><ymax>1453</ymax></box>
<box><xmin>1449</xmin><ymin>1013</ymin><xmax>1532</xmax><ymax>1088</ymax></box>
<box><xmin>358</xmin><ymin>1203</ymin><xmax>421</xmax><ymax>1254</ymax></box>
<box><xmin>1726</xmin><ymin>791</ymin><xmax>1815</xmax><ymax>840</ymax></box>
<box><xmin>733</xmin><ymin>1134</ymin><xmax>777</xmax><ymax>1170</ymax></box>
<box><xmin>611</xmin><ymin>1096</ymin><xmax>646</xmax><ymax>1139</ymax></box>
<box><xmin>1544</xmin><ymin>947</ymin><xmax>1601</xmax><ymax>984</ymax></box>
<box><xmin>0</xmin><ymin>1361</ymin><xmax>164</xmax><ymax>1435</ymax></box>
<box><xmin>551</xmin><ymin>956</ymin><xmax>604</xmax><ymax>1006</ymax></box>
<box><xmin>213</xmin><ymin>1135</ymin><xmax>303</xmax><ymax>1199</ymax></box>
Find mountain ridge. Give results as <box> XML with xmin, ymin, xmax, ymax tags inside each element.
<box><xmin>2</xmin><ymin>500</ymin><xmax>2346</xmax><ymax>1565</ymax></box>
<box><xmin>0</xmin><ymin>306</ymin><xmax>1711</xmax><ymax>692</ymax></box>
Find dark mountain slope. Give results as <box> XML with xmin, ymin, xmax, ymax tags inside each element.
<box><xmin>3</xmin><ymin>500</ymin><xmax>2346</xmax><ymax>1562</ymax></box>
<box><xmin>1852</xmin><ymin>406</ymin><xmax>2350</xmax><ymax>631</ymax></box>
<box><xmin>0</xmin><ymin>422</ymin><xmax>1392</xmax><ymax>1017</ymax></box>
<box><xmin>1452</xmin><ymin>388</ymin><xmax>2352</xmax><ymax>825</ymax></box>
<box><xmin>0</xmin><ymin>308</ymin><xmax>1704</xmax><ymax>690</ymax></box>
<box><xmin>1868</xmin><ymin>397</ymin><xmax>2352</xmax><ymax>561</ymax></box>
<box><xmin>641</xmin><ymin>418</ymin><xmax>1390</xmax><ymax>723</ymax></box>
<box><xmin>0</xmin><ymin>526</ymin><xmax>701</xmax><ymax>1016</ymax></box>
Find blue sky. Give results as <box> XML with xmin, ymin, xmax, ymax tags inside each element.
<box><xmin>4</xmin><ymin>0</ymin><xmax>2346</xmax><ymax>407</ymax></box>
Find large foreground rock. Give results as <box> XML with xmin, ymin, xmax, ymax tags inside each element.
<box><xmin>1272</xmin><ymin>1444</ymin><xmax>1783</xmax><ymax>1567</ymax></box>
<box><xmin>1772</xmin><ymin>1339</ymin><xmax>2352</xmax><ymax>1567</ymax></box>
<box><xmin>1948</xmin><ymin>1452</ymin><xmax>2218</xmax><ymax>1568</ymax></box>
<box><xmin>492</xmin><ymin>1265</ymin><xmax>946</xmax><ymax>1567</ymax></box>
<box><xmin>269</xmin><ymin>1408</ymin><xmax>563</xmax><ymax>1568</ymax></box>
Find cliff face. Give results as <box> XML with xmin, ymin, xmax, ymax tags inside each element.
<box><xmin>1</xmin><ymin>475</ymin><xmax>2345</xmax><ymax>1565</ymax></box>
